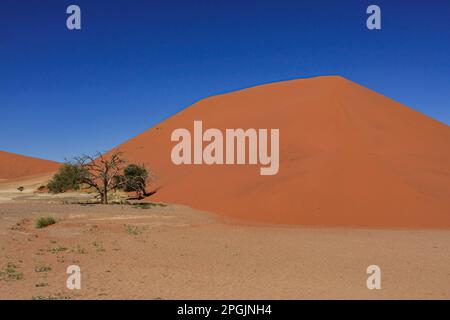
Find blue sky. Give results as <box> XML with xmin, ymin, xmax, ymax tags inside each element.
<box><xmin>1</xmin><ymin>0</ymin><xmax>449</xmax><ymax>161</ymax></box>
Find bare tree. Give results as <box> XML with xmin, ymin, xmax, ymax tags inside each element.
<box><xmin>74</xmin><ymin>151</ymin><xmax>126</xmax><ymax>204</ymax></box>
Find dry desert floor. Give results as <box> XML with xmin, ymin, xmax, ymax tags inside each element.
<box><xmin>0</xmin><ymin>184</ymin><xmax>449</xmax><ymax>300</ymax></box>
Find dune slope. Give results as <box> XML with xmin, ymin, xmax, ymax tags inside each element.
<box><xmin>112</xmin><ymin>76</ymin><xmax>450</xmax><ymax>228</ymax></box>
<box><xmin>0</xmin><ymin>150</ymin><xmax>60</xmax><ymax>180</ymax></box>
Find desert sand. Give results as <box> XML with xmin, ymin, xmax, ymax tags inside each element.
<box><xmin>0</xmin><ymin>190</ymin><xmax>449</xmax><ymax>300</ymax></box>
<box><xmin>109</xmin><ymin>76</ymin><xmax>450</xmax><ymax>228</ymax></box>
<box><xmin>0</xmin><ymin>151</ymin><xmax>60</xmax><ymax>180</ymax></box>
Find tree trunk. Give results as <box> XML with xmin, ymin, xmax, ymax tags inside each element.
<box><xmin>102</xmin><ymin>190</ymin><xmax>108</xmax><ymax>204</ymax></box>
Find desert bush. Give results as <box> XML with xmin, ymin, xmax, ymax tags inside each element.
<box><xmin>35</xmin><ymin>216</ymin><xmax>57</xmax><ymax>229</ymax></box>
<box><xmin>17</xmin><ymin>186</ymin><xmax>24</xmax><ymax>192</ymax></box>
<box><xmin>47</xmin><ymin>163</ymin><xmax>87</xmax><ymax>193</ymax></box>
<box><xmin>122</xmin><ymin>164</ymin><xmax>149</xmax><ymax>199</ymax></box>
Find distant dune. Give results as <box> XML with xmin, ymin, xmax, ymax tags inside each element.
<box><xmin>110</xmin><ymin>76</ymin><xmax>450</xmax><ymax>228</ymax></box>
<box><xmin>0</xmin><ymin>150</ymin><xmax>60</xmax><ymax>180</ymax></box>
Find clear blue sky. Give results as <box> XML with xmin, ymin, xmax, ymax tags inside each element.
<box><xmin>1</xmin><ymin>0</ymin><xmax>449</xmax><ymax>161</ymax></box>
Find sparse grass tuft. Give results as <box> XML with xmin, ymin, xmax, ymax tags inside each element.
<box><xmin>35</xmin><ymin>282</ymin><xmax>49</xmax><ymax>287</ymax></box>
<box><xmin>132</xmin><ymin>202</ymin><xmax>166</xmax><ymax>209</ymax></box>
<box><xmin>0</xmin><ymin>262</ymin><xmax>24</xmax><ymax>281</ymax></box>
<box><xmin>32</xmin><ymin>293</ymin><xmax>71</xmax><ymax>300</ymax></box>
<box><xmin>132</xmin><ymin>203</ymin><xmax>151</xmax><ymax>209</ymax></box>
<box><xmin>34</xmin><ymin>265</ymin><xmax>52</xmax><ymax>273</ymax></box>
<box><xmin>92</xmin><ymin>241</ymin><xmax>105</xmax><ymax>252</ymax></box>
<box><xmin>35</xmin><ymin>216</ymin><xmax>57</xmax><ymax>229</ymax></box>
<box><xmin>125</xmin><ymin>224</ymin><xmax>141</xmax><ymax>235</ymax></box>
<box><xmin>70</xmin><ymin>245</ymin><xmax>87</xmax><ymax>254</ymax></box>
<box><xmin>47</xmin><ymin>246</ymin><xmax>67</xmax><ymax>254</ymax></box>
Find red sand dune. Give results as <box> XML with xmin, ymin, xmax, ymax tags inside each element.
<box><xmin>112</xmin><ymin>76</ymin><xmax>450</xmax><ymax>228</ymax></box>
<box><xmin>0</xmin><ymin>150</ymin><xmax>60</xmax><ymax>180</ymax></box>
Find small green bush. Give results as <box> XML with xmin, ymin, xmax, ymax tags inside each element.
<box><xmin>47</xmin><ymin>163</ymin><xmax>87</xmax><ymax>193</ymax></box>
<box><xmin>35</xmin><ymin>216</ymin><xmax>57</xmax><ymax>229</ymax></box>
<box><xmin>122</xmin><ymin>164</ymin><xmax>149</xmax><ymax>199</ymax></box>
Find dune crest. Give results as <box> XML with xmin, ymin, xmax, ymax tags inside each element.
<box><xmin>113</xmin><ymin>76</ymin><xmax>450</xmax><ymax>228</ymax></box>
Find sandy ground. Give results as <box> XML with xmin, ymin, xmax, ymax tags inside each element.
<box><xmin>0</xmin><ymin>173</ymin><xmax>55</xmax><ymax>203</ymax></box>
<box><xmin>0</xmin><ymin>187</ymin><xmax>449</xmax><ymax>300</ymax></box>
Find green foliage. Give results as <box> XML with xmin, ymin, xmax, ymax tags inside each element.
<box><xmin>35</xmin><ymin>216</ymin><xmax>57</xmax><ymax>229</ymax></box>
<box><xmin>47</xmin><ymin>163</ymin><xmax>87</xmax><ymax>193</ymax></box>
<box><xmin>122</xmin><ymin>164</ymin><xmax>149</xmax><ymax>198</ymax></box>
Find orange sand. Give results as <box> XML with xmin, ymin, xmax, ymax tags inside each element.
<box><xmin>0</xmin><ymin>151</ymin><xmax>60</xmax><ymax>180</ymax></box>
<box><xmin>111</xmin><ymin>76</ymin><xmax>450</xmax><ymax>228</ymax></box>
